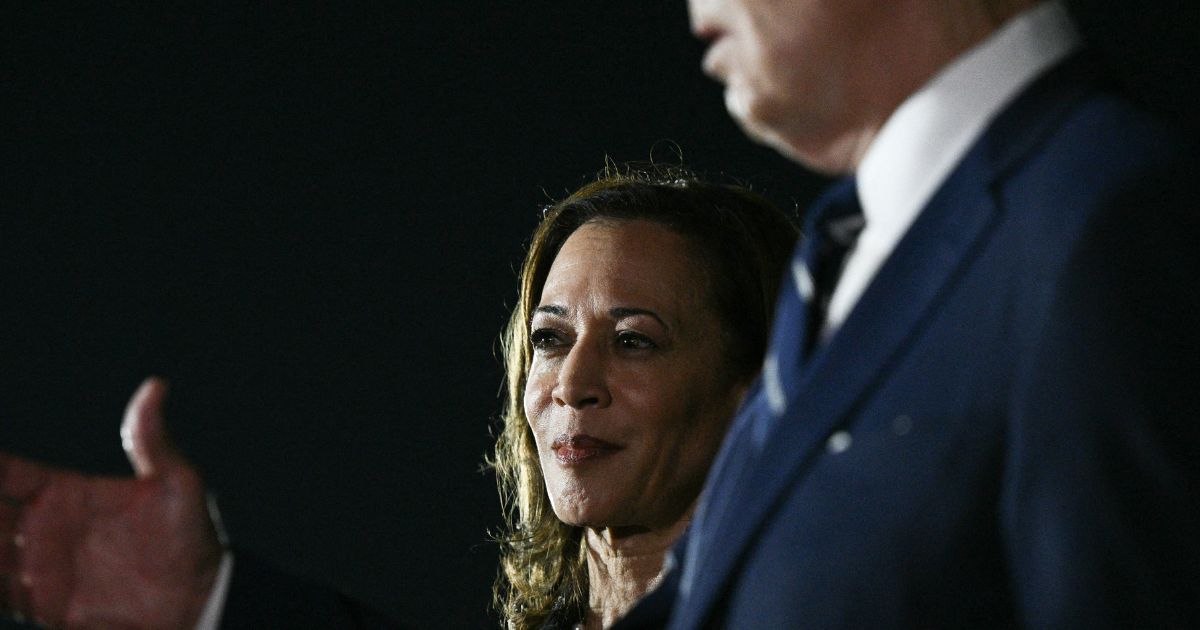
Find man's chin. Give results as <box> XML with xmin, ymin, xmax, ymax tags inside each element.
<box><xmin>726</xmin><ymin>89</ymin><xmax>788</xmax><ymax>149</ymax></box>
<box><xmin>730</xmin><ymin>107</ymin><xmax>796</xmax><ymax>160</ymax></box>
<box><xmin>728</xmin><ymin>97</ymin><xmax>854</xmax><ymax>174</ymax></box>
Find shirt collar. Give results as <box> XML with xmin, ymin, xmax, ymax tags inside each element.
<box><xmin>856</xmin><ymin>1</ymin><xmax>1082</xmax><ymax>237</ymax></box>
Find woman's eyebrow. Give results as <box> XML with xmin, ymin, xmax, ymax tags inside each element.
<box><xmin>533</xmin><ymin>305</ymin><xmax>566</xmax><ymax>316</ymax></box>
<box><xmin>610</xmin><ymin>307</ymin><xmax>668</xmax><ymax>329</ymax></box>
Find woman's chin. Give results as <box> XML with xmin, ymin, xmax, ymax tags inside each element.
<box><xmin>552</xmin><ymin>503</ymin><xmax>619</xmax><ymax>529</ymax></box>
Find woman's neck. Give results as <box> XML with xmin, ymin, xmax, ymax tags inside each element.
<box><xmin>582</xmin><ymin>514</ymin><xmax>691</xmax><ymax>629</ymax></box>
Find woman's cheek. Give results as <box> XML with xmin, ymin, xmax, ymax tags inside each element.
<box><xmin>523</xmin><ymin>362</ymin><xmax>552</xmax><ymax>421</ymax></box>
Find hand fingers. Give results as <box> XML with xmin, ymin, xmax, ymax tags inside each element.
<box><xmin>4</xmin><ymin>558</ymin><xmax>32</xmax><ymax>626</ymax></box>
<box><xmin>13</xmin><ymin>478</ymin><xmax>82</xmax><ymax>628</ymax></box>
<box><xmin>120</xmin><ymin>377</ymin><xmax>185</xmax><ymax>479</ymax></box>
<box><xmin>1</xmin><ymin>453</ymin><xmax>48</xmax><ymax>615</ymax></box>
<box><xmin>0</xmin><ymin>508</ymin><xmax>18</xmax><ymax>616</ymax></box>
<box><xmin>0</xmin><ymin>502</ymin><xmax>29</xmax><ymax>622</ymax></box>
<box><xmin>0</xmin><ymin>456</ymin><xmax>38</xmax><ymax>620</ymax></box>
<box><xmin>0</xmin><ymin>500</ymin><xmax>18</xmax><ymax>572</ymax></box>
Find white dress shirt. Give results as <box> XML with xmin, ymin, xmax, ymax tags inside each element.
<box><xmin>822</xmin><ymin>1</ymin><xmax>1082</xmax><ymax>338</ymax></box>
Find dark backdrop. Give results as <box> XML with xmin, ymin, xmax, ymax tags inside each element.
<box><xmin>0</xmin><ymin>2</ymin><xmax>1194</xmax><ymax>627</ymax></box>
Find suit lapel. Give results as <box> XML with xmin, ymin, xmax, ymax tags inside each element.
<box><xmin>671</xmin><ymin>54</ymin><xmax>1101</xmax><ymax>629</ymax></box>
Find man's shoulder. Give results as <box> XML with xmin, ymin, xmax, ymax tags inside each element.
<box><xmin>969</xmin><ymin>52</ymin><xmax>1195</xmax><ymax>240</ymax></box>
<box><xmin>988</xmin><ymin>53</ymin><xmax>1192</xmax><ymax>184</ymax></box>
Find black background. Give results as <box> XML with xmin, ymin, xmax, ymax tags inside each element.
<box><xmin>0</xmin><ymin>2</ymin><xmax>1194</xmax><ymax>627</ymax></box>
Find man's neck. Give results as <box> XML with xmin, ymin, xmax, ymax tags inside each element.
<box><xmin>788</xmin><ymin>0</ymin><xmax>1041</xmax><ymax>174</ymax></box>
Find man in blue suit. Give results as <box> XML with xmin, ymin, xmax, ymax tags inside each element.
<box><xmin>617</xmin><ymin>0</ymin><xmax>1200</xmax><ymax>627</ymax></box>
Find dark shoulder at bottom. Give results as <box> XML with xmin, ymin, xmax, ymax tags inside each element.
<box><xmin>221</xmin><ymin>552</ymin><xmax>405</xmax><ymax>629</ymax></box>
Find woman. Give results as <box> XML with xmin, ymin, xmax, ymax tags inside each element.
<box><xmin>492</xmin><ymin>167</ymin><xmax>798</xmax><ymax>629</ymax></box>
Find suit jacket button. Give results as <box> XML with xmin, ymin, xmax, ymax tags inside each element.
<box><xmin>826</xmin><ymin>430</ymin><xmax>853</xmax><ymax>454</ymax></box>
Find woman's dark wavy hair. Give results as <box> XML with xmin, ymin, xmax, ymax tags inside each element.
<box><xmin>490</xmin><ymin>164</ymin><xmax>798</xmax><ymax>629</ymax></box>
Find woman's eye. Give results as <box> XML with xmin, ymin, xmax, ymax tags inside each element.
<box><xmin>530</xmin><ymin>328</ymin><xmax>564</xmax><ymax>350</ymax></box>
<box><xmin>616</xmin><ymin>331</ymin><xmax>656</xmax><ymax>350</ymax></box>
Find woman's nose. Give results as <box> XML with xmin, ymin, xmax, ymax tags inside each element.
<box><xmin>552</xmin><ymin>340</ymin><xmax>612</xmax><ymax>409</ymax></box>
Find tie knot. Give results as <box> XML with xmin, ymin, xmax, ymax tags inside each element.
<box><xmin>823</xmin><ymin>212</ymin><xmax>866</xmax><ymax>247</ymax></box>
<box><xmin>806</xmin><ymin>176</ymin><xmax>862</xmax><ymax>226</ymax></box>
<box><xmin>803</xmin><ymin>176</ymin><xmax>865</xmax><ymax>250</ymax></box>
<box><xmin>798</xmin><ymin>176</ymin><xmax>867</xmax><ymax>353</ymax></box>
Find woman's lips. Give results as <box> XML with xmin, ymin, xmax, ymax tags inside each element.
<box><xmin>552</xmin><ymin>434</ymin><xmax>621</xmax><ymax>466</ymax></box>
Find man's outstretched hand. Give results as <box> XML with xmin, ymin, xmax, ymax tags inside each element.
<box><xmin>0</xmin><ymin>378</ymin><xmax>224</xmax><ymax>629</ymax></box>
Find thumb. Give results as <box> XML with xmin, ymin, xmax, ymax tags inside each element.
<box><xmin>120</xmin><ymin>376</ymin><xmax>183</xmax><ymax>479</ymax></box>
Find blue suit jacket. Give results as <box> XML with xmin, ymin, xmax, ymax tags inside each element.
<box><xmin>619</xmin><ymin>54</ymin><xmax>1200</xmax><ymax>629</ymax></box>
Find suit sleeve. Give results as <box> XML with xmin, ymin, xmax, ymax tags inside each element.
<box><xmin>219</xmin><ymin>550</ymin><xmax>404</xmax><ymax>629</ymax></box>
<box><xmin>1003</xmin><ymin>158</ymin><xmax>1200</xmax><ymax>627</ymax></box>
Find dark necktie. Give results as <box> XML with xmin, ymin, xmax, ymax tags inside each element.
<box><xmin>804</xmin><ymin>179</ymin><xmax>867</xmax><ymax>355</ymax></box>
<box><xmin>757</xmin><ymin>176</ymin><xmax>864</xmax><ymax>437</ymax></box>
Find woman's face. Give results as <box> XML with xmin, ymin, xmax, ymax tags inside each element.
<box><xmin>524</xmin><ymin>219</ymin><xmax>747</xmax><ymax>531</ymax></box>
